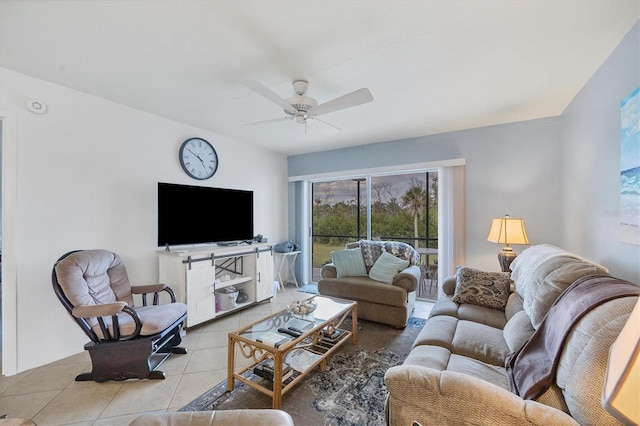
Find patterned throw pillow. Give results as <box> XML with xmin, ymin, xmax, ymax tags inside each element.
<box><xmin>331</xmin><ymin>248</ymin><xmax>368</xmax><ymax>278</ymax></box>
<box><xmin>368</xmin><ymin>251</ymin><xmax>410</xmax><ymax>284</ymax></box>
<box><xmin>452</xmin><ymin>266</ymin><xmax>511</xmax><ymax>310</ymax></box>
<box><xmin>359</xmin><ymin>240</ymin><xmax>420</xmax><ymax>267</ymax></box>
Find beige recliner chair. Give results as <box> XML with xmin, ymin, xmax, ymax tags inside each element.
<box><xmin>52</xmin><ymin>249</ymin><xmax>188</xmax><ymax>382</ymax></box>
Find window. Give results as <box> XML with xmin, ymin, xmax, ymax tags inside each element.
<box><xmin>311</xmin><ymin>171</ymin><xmax>438</xmax><ymax>300</ymax></box>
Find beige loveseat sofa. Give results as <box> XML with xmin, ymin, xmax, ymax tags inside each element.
<box><xmin>384</xmin><ymin>244</ymin><xmax>639</xmax><ymax>425</ymax></box>
<box><xmin>318</xmin><ymin>240</ymin><xmax>421</xmax><ymax>327</ymax></box>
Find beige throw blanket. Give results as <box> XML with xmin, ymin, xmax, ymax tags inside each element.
<box><xmin>506</xmin><ymin>274</ymin><xmax>639</xmax><ymax>400</ymax></box>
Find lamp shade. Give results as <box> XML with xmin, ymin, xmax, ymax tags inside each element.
<box><xmin>487</xmin><ymin>216</ymin><xmax>529</xmax><ymax>246</ymax></box>
<box><xmin>602</xmin><ymin>298</ymin><xmax>640</xmax><ymax>425</ymax></box>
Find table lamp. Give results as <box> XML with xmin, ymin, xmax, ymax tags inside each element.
<box><xmin>486</xmin><ymin>214</ymin><xmax>529</xmax><ymax>272</ymax></box>
<box><xmin>602</xmin><ymin>298</ymin><xmax>640</xmax><ymax>425</ymax></box>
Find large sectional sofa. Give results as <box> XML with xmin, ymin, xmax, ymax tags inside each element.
<box><xmin>318</xmin><ymin>240</ymin><xmax>421</xmax><ymax>327</ymax></box>
<box><xmin>384</xmin><ymin>244</ymin><xmax>639</xmax><ymax>425</ymax></box>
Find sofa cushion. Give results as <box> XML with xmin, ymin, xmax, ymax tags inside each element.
<box><xmin>330</xmin><ymin>248</ymin><xmax>367</xmax><ymax>278</ymax></box>
<box><xmin>429</xmin><ymin>295</ymin><xmax>508</xmax><ymax>329</ymax></box>
<box><xmin>413</xmin><ymin>315</ymin><xmax>510</xmax><ymax>366</ymax></box>
<box><xmin>453</xmin><ymin>267</ymin><xmax>511</xmax><ymax>310</ymax></box>
<box><xmin>510</xmin><ymin>244</ymin><xmax>607</xmax><ymax>286</ymax></box>
<box><xmin>447</xmin><ymin>354</ymin><xmax>509</xmax><ymax>389</ymax></box>
<box><xmin>516</xmin><ymin>255</ymin><xmax>610</xmax><ymax>329</ymax></box>
<box><xmin>403</xmin><ymin>343</ymin><xmax>451</xmax><ymax>370</ymax></box>
<box><xmin>413</xmin><ymin>315</ymin><xmax>457</xmax><ymax>351</ymax></box>
<box><xmin>502</xmin><ymin>310</ymin><xmax>535</xmax><ymax>353</ymax></box>
<box><xmin>509</xmin><ymin>244</ymin><xmax>566</xmax><ymax>289</ymax></box>
<box><xmin>451</xmin><ymin>321</ymin><xmax>510</xmax><ymax>366</ymax></box>
<box><xmin>368</xmin><ymin>250</ymin><xmax>410</xmax><ymax>284</ymax></box>
<box><xmin>403</xmin><ymin>345</ymin><xmax>509</xmax><ymax>390</ymax></box>
<box><xmin>317</xmin><ymin>276</ymin><xmax>408</xmax><ymax>307</ymax></box>
<box><xmin>504</xmin><ymin>292</ymin><xmax>524</xmax><ymax>321</ymax></box>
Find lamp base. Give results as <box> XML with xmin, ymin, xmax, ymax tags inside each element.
<box><xmin>498</xmin><ymin>249</ymin><xmax>517</xmax><ymax>273</ymax></box>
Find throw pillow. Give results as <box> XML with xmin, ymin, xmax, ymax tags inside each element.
<box><xmin>452</xmin><ymin>266</ymin><xmax>511</xmax><ymax>310</ymax></box>
<box><xmin>331</xmin><ymin>248</ymin><xmax>367</xmax><ymax>278</ymax></box>
<box><xmin>359</xmin><ymin>240</ymin><xmax>420</xmax><ymax>267</ymax></box>
<box><xmin>368</xmin><ymin>250</ymin><xmax>410</xmax><ymax>284</ymax></box>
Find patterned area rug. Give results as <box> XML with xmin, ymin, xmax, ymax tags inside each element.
<box><xmin>181</xmin><ymin>316</ymin><xmax>426</xmax><ymax>425</ymax></box>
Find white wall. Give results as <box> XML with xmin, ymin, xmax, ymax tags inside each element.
<box><xmin>561</xmin><ymin>21</ymin><xmax>640</xmax><ymax>283</ymax></box>
<box><xmin>0</xmin><ymin>68</ymin><xmax>289</xmax><ymax>373</ymax></box>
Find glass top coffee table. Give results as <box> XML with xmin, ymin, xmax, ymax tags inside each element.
<box><xmin>227</xmin><ymin>295</ymin><xmax>358</xmax><ymax>408</ymax></box>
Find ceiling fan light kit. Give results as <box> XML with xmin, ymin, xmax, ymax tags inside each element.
<box><xmin>243</xmin><ymin>79</ymin><xmax>373</xmax><ymax>130</ymax></box>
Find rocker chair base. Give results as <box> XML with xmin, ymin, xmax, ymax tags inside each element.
<box><xmin>77</xmin><ymin>334</ymin><xmax>186</xmax><ymax>382</ymax></box>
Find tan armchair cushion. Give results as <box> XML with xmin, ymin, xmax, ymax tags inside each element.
<box><xmin>55</xmin><ymin>249</ymin><xmax>134</xmax><ymax>307</ymax></box>
<box><xmin>87</xmin><ymin>303</ymin><xmax>187</xmax><ymax>339</ymax></box>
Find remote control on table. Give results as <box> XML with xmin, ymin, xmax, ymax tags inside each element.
<box><xmin>278</xmin><ymin>328</ymin><xmax>301</xmax><ymax>338</ymax></box>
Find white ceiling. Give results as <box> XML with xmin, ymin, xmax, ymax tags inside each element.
<box><xmin>1</xmin><ymin>1</ymin><xmax>638</xmax><ymax>156</ymax></box>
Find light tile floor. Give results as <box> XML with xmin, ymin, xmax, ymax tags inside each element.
<box><xmin>0</xmin><ymin>286</ymin><xmax>433</xmax><ymax>425</ymax></box>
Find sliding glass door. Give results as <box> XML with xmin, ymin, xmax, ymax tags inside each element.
<box><xmin>311</xmin><ymin>178</ymin><xmax>368</xmax><ymax>282</ymax></box>
<box><xmin>311</xmin><ymin>171</ymin><xmax>438</xmax><ymax>300</ymax></box>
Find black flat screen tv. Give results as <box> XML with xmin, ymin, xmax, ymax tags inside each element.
<box><xmin>157</xmin><ymin>182</ymin><xmax>254</xmax><ymax>247</ymax></box>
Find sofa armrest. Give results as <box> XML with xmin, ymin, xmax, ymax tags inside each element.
<box><xmin>320</xmin><ymin>263</ymin><xmax>337</xmax><ymax>279</ymax></box>
<box><xmin>442</xmin><ymin>275</ymin><xmax>456</xmax><ymax>295</ymax></box>
<box><xmin>392</xmin><ymin>265</ymin><xmax>420</xmax><ymax>292</ymax></box>
<box><xmin>384</xmin><ymin>365</ymin><xmax>579</xmax><ymax>426</ymax></box>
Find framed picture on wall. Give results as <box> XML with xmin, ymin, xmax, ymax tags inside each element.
<box><xmin>620</xmin><ymin>87</ymin><xmax>639</xmax><ymax>245</ymax></box>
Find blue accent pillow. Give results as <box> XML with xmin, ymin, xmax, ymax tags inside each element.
<box><xmin>331</xmin><ymin>248</ymin><xmax>367</xmax><ymax>278</ymax></box>
<box><xmin>368</xmin><ymin>251</ymin><xmax>410</xmax><ymax>284</ymax></box>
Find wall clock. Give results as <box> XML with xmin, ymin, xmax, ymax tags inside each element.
<box><xmin>179</xmin><ymin>137</ymin><xmax>218</xmax><ymax>180</ymax></box>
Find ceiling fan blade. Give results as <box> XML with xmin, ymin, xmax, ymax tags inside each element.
<box><xmin>243</xmin><ymin>80</ymin><xmax>298</xmax><ymax>115</ymax></box>
<box><xmin>310</xmin><ymin>88</ymin><xmax>373</xmax><ymax>117</ymax></box>
<box><xmin>245</xmin><ymin>116</ymin><xmax>292</xmax><ymax>126</ymax></box>
<box><xmin>310</xmin><ymin>116</ymin><xmax>341</xmax><ymax>131</ymax></box>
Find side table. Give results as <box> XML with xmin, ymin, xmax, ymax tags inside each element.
<box><xmin>274</xmin><ymin>250</ymin><xmax>300</xmax><ymax>291</ymax></box>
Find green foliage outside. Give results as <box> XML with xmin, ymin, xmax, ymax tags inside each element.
<box><xmin>313</xmin><ymin>242</ymin><xmax>344</xmax><ymax>269</ymax></box>
<box><xmin>312</xmin><ymin>174</ymin><xmax>438</xmax><ymax>268</ymax></box>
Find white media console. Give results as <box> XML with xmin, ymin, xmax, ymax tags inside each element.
<box><xmin>158</xmin><ymin>242</ymin><xmax>274</xmax><ymax>327</ymax></box>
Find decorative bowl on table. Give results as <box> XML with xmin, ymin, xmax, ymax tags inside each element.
<box><xmin>287</xmin><ymin>300</ymin><xmax>317</xmax><ymax>319</ymax></box>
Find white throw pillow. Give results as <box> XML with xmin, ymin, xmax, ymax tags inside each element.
<box><xmin>368</xmin><ymin>251</ymin><xmax>410</xmax><ymax>284</ymax></box>
<box><xmin>331</xmin><ymin>248</ymin><xmax>367</xmax><ymax>278</ymax></box>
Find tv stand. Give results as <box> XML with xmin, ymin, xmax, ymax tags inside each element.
<box><xmin>217</xmin><ymin>241</ymin><xmax>239</xmax><ymax>246</ymax></box>
<box><xmin>158</xmin><ymin>243</ymin><xmax>274</xmax><ymax>327</ymax></box>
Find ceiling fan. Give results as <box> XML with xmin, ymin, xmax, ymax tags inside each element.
<box><xmin>243</xmin><ymin>79</ymin><xmax>373</xmax><ymax>131</ymax></box>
